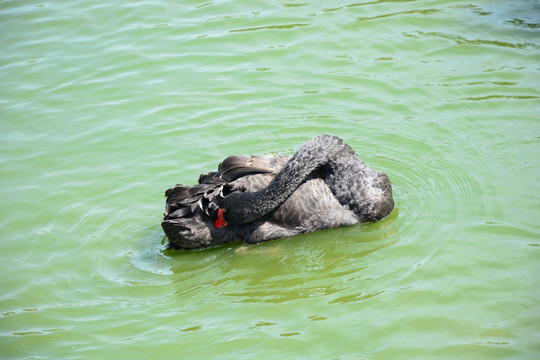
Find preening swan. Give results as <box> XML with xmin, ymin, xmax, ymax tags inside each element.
<box><xmin>162</xmin><ymin>135</ymin><xmax>394</xmax><ymax>249</ymax></box>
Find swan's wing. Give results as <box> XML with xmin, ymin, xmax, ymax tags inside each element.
<box><xmin>271</xmin><ymin>177</ymin><xmax>359</xmax><ymax>229</ymax></box>
<box><xmin>165</xmin><ymin>183</ymin><xmax>207</xmax><ymax>216</ymax></box>
<box><xmin>165</xmin><ymin>155</ymin><xmax>289</xmax><ymax>219</ymax></box>
<box><xmin>218</xmin><ymin>155</ymin><xmax>290</xmax><ymax>181</ymax></box>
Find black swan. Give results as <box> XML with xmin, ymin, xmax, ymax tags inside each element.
<box><xmin>162</xmin><ymin>135</ymin><xmax>394</xmax><ymax>249</ymax></box>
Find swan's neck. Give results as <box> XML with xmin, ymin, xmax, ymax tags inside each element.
<box><xmin>224</xmin><ymin>135</ymin><xmax>349</xmax><ymax>224</ymax></box>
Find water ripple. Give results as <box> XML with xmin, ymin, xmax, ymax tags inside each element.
<box><xmin>404</xmin><ymin>31</ymin><xmax>540</xmax><ymax>50</ymax></box>
<box><xmin>229</xmin><ymin>23</ymin><xmax>310</xmax><ymax>33</ymax></box>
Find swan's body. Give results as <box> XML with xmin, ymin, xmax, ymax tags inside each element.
<box><xmin>162</xmin><ymin>135</ymin><xmax>394</xmax><ymax>249</ymax></box>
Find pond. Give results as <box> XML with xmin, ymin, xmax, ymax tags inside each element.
<box><xmin>1</xmin><ymin>0</ymin><xmax>539</xmax><ymax>358</ymax></box>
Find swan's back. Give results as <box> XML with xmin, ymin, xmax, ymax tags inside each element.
<box><xmin>162</xmin><ymin>154</ymin><xmax>358</xmax><ymax>249</ymax></box>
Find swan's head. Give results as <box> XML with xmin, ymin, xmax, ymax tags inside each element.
<box><xmin>218</xmin><ymin>192</ymin><xmax>261</xmax><ymax>226</ymax></box>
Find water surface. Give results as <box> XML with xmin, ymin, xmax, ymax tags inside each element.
<box><xmin>1</xmin><ymin>0</ymin><xmax>539</xmax><ymax>359</ymax></box>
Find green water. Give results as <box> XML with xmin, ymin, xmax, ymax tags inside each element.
<box><xmin>1</xmin><ymin>0</ymin><xmax>539</xmax><ymax>358</ymax></box>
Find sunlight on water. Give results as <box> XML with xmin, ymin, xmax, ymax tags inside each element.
<box><xmin>1</xmin><ymin>0</ymin><xmax>539</xmax><ymax>359</ymax></box>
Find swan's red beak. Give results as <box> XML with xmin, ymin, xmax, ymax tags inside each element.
<box><xmin>214</xmin><ymin>208</ymin><xmax>228</xmax><ymax>228</ymax></box>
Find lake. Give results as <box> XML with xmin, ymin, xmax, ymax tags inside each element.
<box><xmin>1</xmin><ymin>0</ymin><xmax>539</xmax><ymax>359</ymax></box>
